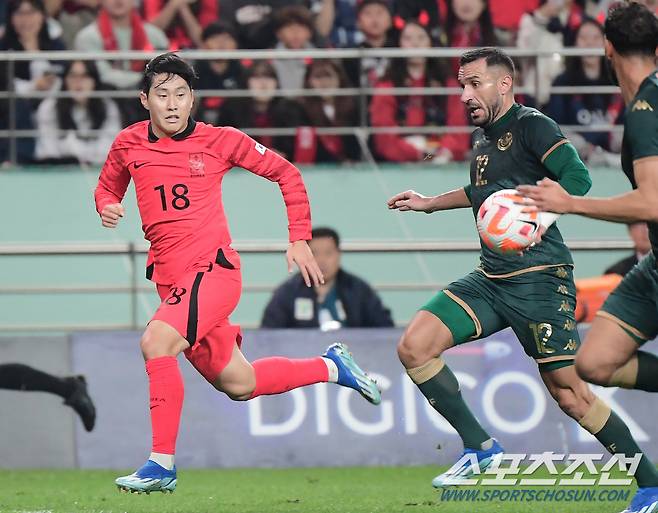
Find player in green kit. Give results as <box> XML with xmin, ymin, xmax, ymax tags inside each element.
<box><xmin>388</xmin><ymin>47</ymin><xmax>658</xmax><ymax>505</ymax></box>
<box><xmin>520</xmin><ymin>4</ymin><xmax>658</xmax><ymax>511</ymax></box>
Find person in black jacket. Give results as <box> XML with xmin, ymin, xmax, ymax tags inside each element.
<box><xmin>604</xmin><ymin>222</ymin><xmax>651</xmax><ymax>277</ymax></box>
<box><xmin>261</xmin><ymin>227</ymin><xmax>394</xmax><ymax>328</ymax></box>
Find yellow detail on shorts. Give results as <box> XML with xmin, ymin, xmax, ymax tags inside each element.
<box><xmin>563</xmin><ymin>319</ymin><xmax>576</xmax><ymax>331</ymax></box>
<box><xmin>558</xmin><ymin>300</ymin><xmax>573</xmax><ymax>313</ymax></box>
<box><xmin>557</xmin><ymin>284</ymin><xmax>569</xmax><ymax>295</ymax></box>
<box><xmin>530</xmin><ymin>322</ymin><xmax>554</xmax><ymax>355</ymax></box>
<box><xmin>478</xmin><ymin>263</ymin><xmax>573</xmax><ymax>279</ymax></box>
<box><xmin>443</xmin><ymin>289</ymin><xmax>483</xmax><ymax>339</ymax></box>
<box><xmin>563</xmin><ymin>339</ymin><xmax>578</xmax><ymax>351</ymax></box>
<box><xmin>555</xmin><ymin>267</ymin><xmax>569</xmax><ymax>279</ymax></box>
<box><xmin>596</xmin><ymin>311</ymin><xmax>649</xmax><ymax>341</ymax></box>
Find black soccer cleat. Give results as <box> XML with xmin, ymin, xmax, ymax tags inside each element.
<box><xmin>64</xmin><ymin>375</ymin><xmax>96</xmax><ymax>432</ymax></box>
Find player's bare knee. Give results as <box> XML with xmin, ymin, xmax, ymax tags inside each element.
<box><xmin>223</xmin><ymin>381</ymin><xmax>256</xmax><ymax>401</ymax></box>
<box><xmin>397</xmin><ymin>332</ymin><xmax>438</xmax><ymax>369</ymax></box>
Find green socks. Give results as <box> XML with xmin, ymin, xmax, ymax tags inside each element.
<box><xmin>580</xmin><ymin>398</ymin><xmax>658</xmax><ymax>488</ymax></box>
<box><xmin>408</xmin><ymin>358</ymin><xmax>490</xmax><ymax>450</ymax></box>
<box><xmin>610</xmin><ymin>351</ymin><xmax>658</xmax><ymax>392</ymax></box>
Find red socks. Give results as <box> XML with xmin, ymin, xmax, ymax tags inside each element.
<box><xmin>145</xmin><ymin>356</ymin><xmax>184</xmax><ymax>455</ymax></box>
<box><xmin>250</xmin><ymin>357</ymin><xmax>328</xmax><ymax>399</ymax></box>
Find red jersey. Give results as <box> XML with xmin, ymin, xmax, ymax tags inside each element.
<box><xmin>95</xmin><ymin>119</ymin><xmax>312</xmax><ymax>285</ymax></box>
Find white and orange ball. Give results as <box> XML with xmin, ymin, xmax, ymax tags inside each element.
<box><xmin>476</xmin><ymin>189</ymin><xmax>540</xmax><ymax>255</ymax></box>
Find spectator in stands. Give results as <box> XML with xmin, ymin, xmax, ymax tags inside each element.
<box><xmin>488</xmin><ymin>0</ymin><xmax>538</xmax><ymax>45</ymax></box>
<box><xmin>442</xmin><ymin>0</ymin><xmax>499</xmax><ymax>74</ymax></box>
<box><xmin>194</xmin><ymin>22</ymin><xmax>243</xmax><ymax>125</ymax></box>
<box><xmin>261</xmin><ymin>227</ymin><xmax>394</xmax><ymax>329</ymax></box>
<box><xmin>45</xmin><ymin>0</ymin><xmax>97</xmax><ymax>49</ymax></box>
<box><xmin>546</xmin><ymin>17</ymin><xmax>622</xmax><ymax>166</ymax></box>
<box><xmin>74</xmin><ymin>0</ymin><xmax>168</xmax><ymax>92</ymax></box>
<box><xmin>0</xmin><ymin>0</ymin><xmax>65</xmax><ymax>97</ymax></box>
<box><xmin>272</xmin><ymin>5</ymin><xmax>317</xmax><ymax>91</ymax></box>
<box><xmin>344</xmin><ymin>0</ymin><xmax>393</xmax><ymax>89</ymax></box>
<box><xmin>393</xmin><ymin>0</ymin><xmax>442</xmax><ymax>42</ymax></box>
<box><xmin>218</xmin><ymin>0</ymin><xmax>310</xmax><ymax>49</ymax></box>
<box><xmin>216</xmin><ymin>60</ymin><xmax>298</xmax><ymax>159</ymax></box>
<box><xmin>35</xmin><ymin>60</ymin><xmax>121</xmax><ymax>164</ymax></box>
<box><xmin>604</xmin><ymin>223</ymin><xmax>652</xmax><ymax>277</ymax></box>
<box><xmin>295</xmin><ymin>59</ymin><xmax>360</xmax><ymax>163</ymax></box>
<box><xmin>517</xmin><ymin>0</ymin><xmax>584</xmax><ymax>106</ymax></box>
<box><xmin>312</xmin><ymin>0</ymin><xmax>360</xmax><ymax>47</ymax></box>
<box><xmin>369</xmin><ymin>19</ymin><xmax>469</xmax><ymax>163</ymax></box>
<box><xmin>140</xmin><ymin>0</ymin><xmax>217</xmax><ymax>49</ymax></box>
<box><xmin>0</xmin><ymin>0</ymin><xmax>66</xmax><ymax>163</ymax></box>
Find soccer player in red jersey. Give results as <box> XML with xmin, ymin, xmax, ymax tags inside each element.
<box><xmin>95</xmin><ymin>53</ymin><xmax>381</xmax><ymax>494</ymax></box>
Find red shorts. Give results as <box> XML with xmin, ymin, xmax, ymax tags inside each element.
<box><xmin>152</xmin><ymin>251</ymin><xmax>243</xmax><ymax>383</ymax></box>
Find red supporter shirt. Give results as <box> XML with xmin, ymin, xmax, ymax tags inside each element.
<box><xmin>95</xmin><ymin>119</ymin><xmax>312</xmax><ymax>285</ymax></box>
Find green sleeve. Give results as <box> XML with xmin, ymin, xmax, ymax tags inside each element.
<box><xmin>625</xmin><ymin>102</ymin><xmax>658</xmax><ymax>160</ymax></box>
<box><xmin>464</xmin><ymin>184</ymin><xmax>472</xmax><ymax>202</ymax></box>
<box><xmin>543</xmin><ymin>142</ymin><xmax>592</xmax><ymax>197</ymax></box>
<box><xmin>521</xmin><ymin>111</ymin><xmax>567</xmax><ymax>163</ymax></box>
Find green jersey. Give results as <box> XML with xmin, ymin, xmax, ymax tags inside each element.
<box><xmin>621</xmin><ymin>71</ymin><xmax>658</xmax><ymax>254</ymax></box>
<box><xmin>466</xmin><ymin>103</ymin><xmax>580</xmax><ymax>276</ymax></box>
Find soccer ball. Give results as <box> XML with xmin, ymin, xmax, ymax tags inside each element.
<box><xmin>476</xmin><ymin>189</ymin><xmax>540</xmax><ymax>255</ymax></box>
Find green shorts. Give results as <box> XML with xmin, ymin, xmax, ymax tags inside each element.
<box><xmin>598</xmin><ymin>252</ymin><xmax>658</xmax><ymax>344</ymax></box>
<box><xmin>421</xmin><ymin>265</ymin><xmax>579</xmax><ymax>371</ymax></box>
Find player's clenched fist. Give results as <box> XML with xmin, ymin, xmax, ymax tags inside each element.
<box><xmin>100</xmin><ymin>203</ymin><xmax>125</xmax><ymax>228</ymax></box>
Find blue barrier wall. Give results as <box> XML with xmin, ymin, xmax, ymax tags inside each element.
<box><xmin>61</xmin><ymin>328</ymin><xmax>658</xmax><ymax>469</ymax></box>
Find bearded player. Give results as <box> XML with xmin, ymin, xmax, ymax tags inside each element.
<box><xmin>388</xmin><ymin>48</ymin><xmax>658</xmax><ymax>512</ymax></box>
<box><xmin>95</xmin><ymin>53</ymin><xmax>380</xmax><ymax>494</ymax></box>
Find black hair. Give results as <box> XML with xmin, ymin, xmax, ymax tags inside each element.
<box><xmin>56</xmin><ymin>60</ymin><xmax>107</xmax><ymax>131</ymax></box>
<box><xmin>357</xmin><ymin>0</ymin><xmax>391</xmax><ymax>15</ymax></box>
<box><xmin>604</xmin><ymin>2</ymin><xmax>658</xmax><ymax>58</ymax></box>
<box><xmin>312</xmin><ymin>227</ymin><xmax>340</xmax><ymax>248</ymax></box>
<box><xmin>141</xmin><ymin>53</ymin><xmax>198</xmax><ymax>94</ymax></box>
<box><xmin>459</xmin><ymin>47</ymin><xmax>515</xmax><ymax>76</ymax></box>
<box><xmin>2</xmin><ymin>0</ymin><xmax>50</xmax><ymax>51</ymax></box>
<box><xmin>386</xmin><ymin>19</ymin><xmax>448</xmax><ymax>87</ymax></box>
<box><xmin>201</xmin><ymin>21</ymin><xmax>238</xmax><ymax>43</ymax></box>
<box><xmin>445</xmin><ymin>0</ymin><xmax>498</xmax><ymax>48</ymax></box>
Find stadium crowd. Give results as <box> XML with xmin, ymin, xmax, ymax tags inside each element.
<box><xmin>0</xmin><ymin>0</ymin><xmax>653</xmax><ymax>166</ymax></box>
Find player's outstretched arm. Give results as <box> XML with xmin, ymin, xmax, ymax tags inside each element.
<box><xmin>100</xmin><ymin>203</ymin><xmax>125</xmax><ymax>228</ymax></box>
<box><xmin>388</xmin><ymin>187</ymin><xmax>471</xmax><ymax>213</ymax></box>
<box><xmin>519</xmin><ymin>162</ymin><xmax>658</xmax><ymax>223</ymax></box>
<box><xmin>286</xmin><ymin>240</ymin><xmax>324</xmax><ymax>288</ymax></box>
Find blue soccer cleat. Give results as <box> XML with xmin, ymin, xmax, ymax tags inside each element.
<box><xmin>115</xmin><ymin>460</ymin><xmax>177</xmax><ymax>494</ymax></box>
<box><xmin>323</xmin><ymin>342</ymin><xmax>381</xmax><ymax>405</ymax></box>
<box><xmin>620</xmin><ymin>487</ymin><xmax>658</xmax><ymax>513</ymax></box>
<box><xmin>432</xmin><ymin>439</ymin><xmax>504</xmax><ymax>487</ymax></box>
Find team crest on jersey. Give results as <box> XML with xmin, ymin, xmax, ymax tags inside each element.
<box><xmin>497</xmin><ymin>131</ymin><xmax>513</xmax><ymax>151</ymax></box>
<box><xmin>632</xmin><ymin>100</ymin><xmax>653</xmax><ymax>112</ymax></box>
<box><xmin>188</xmin><ymin>153</ymin><xmax>205</xmax><ymax>177</ymax></box>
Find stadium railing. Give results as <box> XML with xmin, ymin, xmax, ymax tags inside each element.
<box><xmin>0</xmin><ymin>47</ymin><xmax>620</xmax><ymax>164</ymax></box>
<box><xmin>0</xmin><ymin>240</ymin><xmax>633</xmax><ymax>332</ymax></box>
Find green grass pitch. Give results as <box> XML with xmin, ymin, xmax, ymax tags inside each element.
<box><xmin>0</xmin><ymin>467</ymin><xmax>633</xmax><ymax>513</ymax></box>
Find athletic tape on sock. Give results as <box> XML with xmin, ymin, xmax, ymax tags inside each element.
<box><xmin>609</xmin><ymin>357</ymin><xmax>638</xmax><ymax>389</ymax></box>
<box><xmin>578</xmin><ymin>397</ymin><xmax>612</xmax><ymax>435</ymax></box>
<box><xmin>407</xmin><ymin>358</ymin><xmax>445</xmax><ymax>385</ymax></box>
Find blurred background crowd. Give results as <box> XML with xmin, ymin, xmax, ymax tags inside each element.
<box><xmin>0</xmin><ymin>0</ymin><xmax>653</xmax><ymax>167</ymax></box>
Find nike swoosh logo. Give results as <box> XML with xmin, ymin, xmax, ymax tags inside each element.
<box><xmin>520</xmin><ymin>220</ymin><xmax>538</xmax><ymax>230</ymax></box>
<box><xmin>134</xmin><ymin>162</ymin><xmax>147</xmax><ymax>169</ymax></box>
